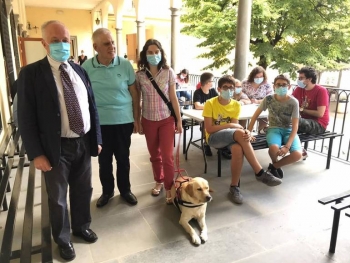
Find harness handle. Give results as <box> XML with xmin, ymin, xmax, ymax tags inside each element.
<box><xmin>174</xmin><ymin>132</ymin><xmax>186</xmax><ymax>180</ymax></box>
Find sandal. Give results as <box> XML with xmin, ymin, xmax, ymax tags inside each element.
<box><xmin>165</xmin><ymin>190</ymin><xmax>172</xmax><ymax>205</ymax></box>
<box><xmin>151</xmin><ymin>183</ymin><xmax>163</xmax><ymax>196</ymax></box>
<box><xmin>165</xmin><ymin>197</ymin><xmax>172</xmax><ymax>205</ymax></box>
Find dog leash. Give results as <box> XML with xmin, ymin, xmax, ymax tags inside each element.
<box><xmin>174</xmin><ymin>132</ymin><xmax>187</xmax><ymax>181</ymax></box>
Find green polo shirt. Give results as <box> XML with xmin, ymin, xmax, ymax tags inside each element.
<box><xmin>82</xmin><ymin>55</ymin><xmax>136</xmax><ymax>125</ymax></box>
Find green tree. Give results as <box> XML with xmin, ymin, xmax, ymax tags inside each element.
<box><xmin>181</xmin><ymin>0</ymin><xmax>350</xmax><ymax>75</ymax></box>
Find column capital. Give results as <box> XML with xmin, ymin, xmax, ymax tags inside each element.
<box><xmin>22</xmin><ymin>30</ymin><xmax>28</xmax><ymax>38</ymax></box>
<box><xmin>5</xmin><ymin>0</ymin><xmax>13</xmax><ymax>16</ymax></box>
<box><xmin>13</xmin><ymin>14</ymin><xmax>20</xmax><ymax>28</ymax></box>
<box><xmin>18</xmin><ymin>23</ymin><xmax>24</xmax><ymax>36</ymax></box>
<box><xmin>170</xmin><ymin>7</ymin><xmax>181</xmax><ymax>17</ymax></box>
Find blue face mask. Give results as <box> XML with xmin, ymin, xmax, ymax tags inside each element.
<box><xmin>147</xmin><ymin>54</ymin><xmax>162</xmax><ymax>66</ymax></box>
<box><xmin>254</xmin><ymin>77</ymin><xmax>264</xmax><ymax>84</ymax></box>
<box><xmin>235</xmin><ymin>88</ymin><xmax>242</xmax><ymax>94</ymax></box>
<box><xmin>221</xmin><ymin>89</ymin><xmax>233</xmax><ymax>100</ymax></box>
<box><xmin>275</xmin><ymin>86</ymin><xmax>288</xmax><ymax>96</ymax></box>
<box><xmin>297</xmin><ymin>80</ymin><xmax>306</xmax><ymax>89</ymax></box>
<box><xmin>49</xmin><ymin>42</ymin><xmax>70</xmax><ymax>62</ymax></box>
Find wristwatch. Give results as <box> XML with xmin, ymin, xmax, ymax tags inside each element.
<box><xmin>300</xmin><ymin>107</ymin><xmax>304</xmax><ymax>112</ymax></box>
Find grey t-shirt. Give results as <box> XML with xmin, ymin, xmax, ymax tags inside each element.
<box><xmin>259</xmin><ymin>95</ymin><xmax>299</xmax><ymax>128</ymax></box>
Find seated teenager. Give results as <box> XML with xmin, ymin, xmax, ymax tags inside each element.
<box><xmin>232</xmin><ymin>79</ymin><xmax>251</xmax><ymax>106</ymax></box>
<box><xmin>248</xmin><ymin>74</ymin><xmax>302</xmax><ymax>179</ymax></box>
<box><xmin>193</xmin><ymin>72</ymin><xmax>217</xmax><ymax>110</ymax></box>
<box><xmin>176</xmin><ymin>69</ymin><xmax>191</xmax><ymax>109</ymax></box>
<box><xmin>193</xmin><ymin>72</ymin><xmax>217</xmax><ymax>156</ymax></box>
<box><xmin>232</xmin><ymin>78</ymin><xmax>251</xmax><ymax>130</ymax></box>
<box><xmin>203</xmin><ymin>75</ymin><xmax>282</xmax><ymax>204</ymax></box>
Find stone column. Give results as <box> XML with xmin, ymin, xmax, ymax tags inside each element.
<box><xmin>5</xmin><ymin>0</ymin><xmax>12</xmax><ymax>16</ymax></box>
<box><xmin>136</xmin><ymin>20</ymin><xmax>145</xmax><ymax>60</ymax></box>
<box><xmin>170</xmin><ymin>7</ymin><xmax>180</xmax><ymax>72</ymax></box>
<box><xmin>234</xmin><ymin>0</ymin><xmax>252</xmax><ymax>81</ymax></box>
<box><xmin>115</xmin><ymin>28</ymin><xmax>122</xmax><ymax>56</ymax></box>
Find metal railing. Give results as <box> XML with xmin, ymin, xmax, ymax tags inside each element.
<box><xmin>189</xmin><ymin>73</ymin><xmax>350</xmax><ymax>165</ymax></box>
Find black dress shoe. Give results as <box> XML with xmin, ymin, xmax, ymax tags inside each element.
<box><xmin>96</xmin><ymin>192</ymin><xmax>114</xmax><ymax>208</ymax></box>
<box><xmin>73</xmin><ymin>228</ymin><xmax>98</xmax><ymax>243</ymax></box>
<box><xmin>59</xmin><ymin>242</ymin><xmax>76</xmax><ymax>261</ymax></box>
<box><xmin>121</xmin><ymin>192</ymin><xmax>138</xmax><ymax>205</ymax></box>
<box><xmin>221</xmin><ymin>148</ymin><xmax>232</xmax><ymax>159</ymax></box>
<box><xmin>204</xmin><ymin>144</ymin><xmax>213</xmax><ymax>156</ymax></box>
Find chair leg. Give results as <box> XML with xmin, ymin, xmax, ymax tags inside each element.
<box><xmin>183</xmin><ymin>126</ymin><xmax>187</xmax><ymax>154</ymax></box>
<box><xmin>217</xmin><ymin>149</ymin><xmax>221</xmax><ymax>177</ymax></box>
<box><xmin>329</xmin><ymin>210</ymin><xmax>341</xmax><ymax>253</ymax></box>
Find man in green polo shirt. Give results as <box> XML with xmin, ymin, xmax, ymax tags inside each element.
<box><xmin>83</xmin><ymin>28</ymin><xmax>140</xmax><ymax>207</ymax></box>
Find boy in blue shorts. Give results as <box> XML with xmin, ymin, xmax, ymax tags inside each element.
<box><xmin>203</xmin><ymin>75</ymin><xmax>282</xmax><ymax>205</ymax></box>
<box><xmin>248</xmin><ymin>74</ymin><xmax>302</xmax><ymax>178</ymax></box>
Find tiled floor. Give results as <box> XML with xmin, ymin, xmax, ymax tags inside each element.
<box><xmin>2</xmin><ymin>130</ymin><xmax>350</xmax><ymax>263</ymax></box>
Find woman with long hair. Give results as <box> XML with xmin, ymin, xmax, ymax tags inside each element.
<box><xmin>136</xmin><ymin>39</ymin><xmax>182</xmax><ymax>204</ymax></box>
<box><xmin>242</xmin><ymin>66</ymin><xmax>273</xmax><ymax>133</ymax></box>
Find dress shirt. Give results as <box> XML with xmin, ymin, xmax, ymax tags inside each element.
<box><xmin>47</xmin><ymin>55</ymin><xmax>91</xmax><ymax>137</ymax></box>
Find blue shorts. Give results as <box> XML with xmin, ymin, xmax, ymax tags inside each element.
<box><xmin>266</xmin><ymin>127</ymin><xmax>302</xmax><ymax>152</ymax></box>
<box><xmin>207</xmin><ymin>129</ymin><xmax>238</xmax><ymax>149</ymax></box>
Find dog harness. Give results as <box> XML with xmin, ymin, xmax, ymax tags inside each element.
<box><xmin>174</xmin><ymin>176</ymin><xmax>204</xmax><ymax>212</ymax></box>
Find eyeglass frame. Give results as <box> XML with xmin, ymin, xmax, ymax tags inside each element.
<box><xmin>220</xmin><ymin>84</ymin><xmax>235</xmax><ymax>91</ymax></box>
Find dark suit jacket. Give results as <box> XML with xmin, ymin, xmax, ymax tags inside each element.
<box><xmin>17</xmin><ymin>57</ymin><xmax>102</xmax><ymax>167</ymax></box>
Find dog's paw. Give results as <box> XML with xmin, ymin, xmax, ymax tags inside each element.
<box><xmin>200</xmin><ymin>231</ymin><xmax>208</xmax><ymax>242</ymax></box>
<box><xmin>191</xmin><ymin>234</ymin><xmax>201</xmax><ymax>245</ymax></box>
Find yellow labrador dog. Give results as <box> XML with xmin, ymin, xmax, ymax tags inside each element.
<box><xmin>170</xmin><ymin>177</ymin><xmax>212</xmax><ymax>245</ymax></box>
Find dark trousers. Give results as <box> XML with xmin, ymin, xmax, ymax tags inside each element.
<box><xmin>298</xmin><ymin>118</ymin><xmax>326</xmax><ymax>134</ymax></box>
<box><xmin>98</xmin><ymin>123</ymin><xmax>133</xmax><ymax>195</ymax></box>
<box><xmin>44</xmin><ymin>135</ymin><xmax>92</xmax><ymax>246</ymax></box>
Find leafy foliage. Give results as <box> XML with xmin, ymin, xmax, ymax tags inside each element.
<box><xmin>181</xmin><ymin>0</ymin><xmax>350</xmax><ymax>75</ymax></box>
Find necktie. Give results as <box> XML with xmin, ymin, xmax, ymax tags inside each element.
<box><xmin>59</xmin><ymin>64</ymin><xmax>84</xmax><ymax>136</ymax></box>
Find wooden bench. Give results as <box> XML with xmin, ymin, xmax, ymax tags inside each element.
<box><xmin>0</xmin><ymin>124</ymin><xmax>52</xmax><ymax>262</ymax></box>
<box><xmin>216</xmin><ymin>131</ymin><xmax>343</xmax><ymax>177</ymax></box>
<box><xmin>318</xmin><ymin>190</ymin><xmax>350</xmax><ymax>253</ymax></box>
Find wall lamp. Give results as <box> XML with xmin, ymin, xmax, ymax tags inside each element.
<box><xmin>27</xmin><ymin>22</ymin><xmax>38</xmax><ymax>33</ymax></box>
<box><xmin>95</xmin><ymin>9</ymin><xmax>102</xmax><ymax>25</ymax></box>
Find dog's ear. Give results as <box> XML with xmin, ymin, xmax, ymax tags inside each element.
<box><xmin>184</xmin><ymin>182</ymin><xmax>194</xmax><ymax>197</ymax></box>
<box><xmin>209</xmin><ymin>188</ymin><xmax>214</xmax><ymax>192</ymax></box>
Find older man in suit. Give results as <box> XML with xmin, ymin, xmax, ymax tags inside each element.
<box><xmin>17</xmin><ymin>20</ymin><xmax>102</xmax><ymax>261</ymax></box>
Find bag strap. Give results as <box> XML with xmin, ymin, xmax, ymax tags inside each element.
<box><xmin>145</xmin><ymin>69</ymin><xmax>171</xmax><ymax>106</ymax></box>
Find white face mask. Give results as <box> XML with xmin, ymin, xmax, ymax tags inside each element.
<box><xmin>221</xmin><ymin>89</ymin><xmax>233</xmax><ymax>100</ymax></box>
<box><xmin>254</xmin><ymin>77</ymin><xmax>264</xmax><ymax>84</ymax></box>
<box><xmin>180</xmin><ymin>75</ymin><xmax>185</xmax><ymax>80</ymax></box>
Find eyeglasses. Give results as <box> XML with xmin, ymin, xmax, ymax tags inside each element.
<box><xmin>221</xmin><ymin>85</ymin><xmax>234</xmax><ymax>90</ymax></box>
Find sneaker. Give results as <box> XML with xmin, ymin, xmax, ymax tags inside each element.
<box><xmin>267</xmin><ymin>163</ymin><xmax>280</xmax><ymax>179</ymax></box>
<box><xmin>229</xmin><ymin>186</ymin><xmax>243</xmax><ymax>204</ymax></box>
<box><xmin>301</xmin><ymin>149</ymin><xmax>308</xmax><ymax>161</ymax></box>
<box><xmin>258</xmin><ymin>127</ymin><xmax>268</xmax><ymax>135</ymax></box>
<box><xmin>276</xmin><ymin>168</ymin><xmax>284</xmax><ymax>179</ymax></box>
<box><xmin>256</xmin><ymin>170</ymin><xmax>282</xmax><ymax>186</ymax></box>
<box><xmin>204</xmin><ymin>144</ymin><xmax>213</xmax><ymax>156</ymax></box>
<box><xmin>221</xmin><ymin>148</ymin><xmax>232</xmax><ymax>159</ymax></box>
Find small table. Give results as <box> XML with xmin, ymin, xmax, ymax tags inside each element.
<box><xmin>182</xmin><ymin>104</ymin><xmax>268</xmax><ymax>173</ymax></box>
